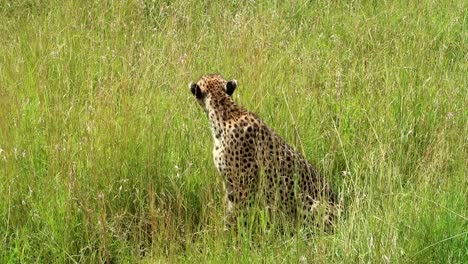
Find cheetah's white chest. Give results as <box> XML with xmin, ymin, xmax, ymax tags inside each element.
<box><xmin>213</xmin><ymin>138</ymin><xmax>226</xmax><ymax>173</ymax></box>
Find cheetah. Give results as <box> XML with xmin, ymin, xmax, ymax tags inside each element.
<box><xmin>189</xmin><ymin>74</ymin><xmax>339</xmax><ymax>228</ymax></box>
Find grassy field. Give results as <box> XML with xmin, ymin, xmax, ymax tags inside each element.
<box><xmin>0</xmin><ymin>0</ymin><xmax>467</xmax><ymax>262</ymax></box>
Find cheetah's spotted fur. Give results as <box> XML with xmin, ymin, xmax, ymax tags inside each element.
<box><xmin>190</xmin><ymin>74</ymin><xmax>339</xmax><ymax>227</ymax></box>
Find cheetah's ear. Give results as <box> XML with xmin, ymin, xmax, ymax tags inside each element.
<box><xmin>189</xmin><ymin>82</ymin><xmax>203</xmax><ymax>99</ymax></box>
<box><xmin>226</xmin><ymin>80</ymin><xmax>237</xmax><ymax>96</ymax></box>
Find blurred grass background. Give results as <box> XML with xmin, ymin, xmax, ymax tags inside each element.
<box><xmin>0</xmin><ymin>0</ymin><xmax>466</xmax><ymax>262</ymax></box>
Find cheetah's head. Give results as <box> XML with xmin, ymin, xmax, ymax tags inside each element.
<box><xmin>189</xmin><ymin>74</ymin><xmax>237</xmax><ymax>111</ymax></box>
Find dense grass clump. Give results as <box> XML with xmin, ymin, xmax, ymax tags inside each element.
<box><xmin>0</xmin><ymin>0</ymin><xmax>466</xmax><ymax>262</ymax></box>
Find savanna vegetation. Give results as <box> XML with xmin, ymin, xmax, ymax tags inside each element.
<box><xmin>0</xmin><ymin>0</ymin><xmax>466</xmax><ymax>262</ymax></box>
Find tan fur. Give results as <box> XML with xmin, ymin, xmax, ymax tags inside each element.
<box><xmin>190</xmin><ymin>74</ymin><xmax>339</xmax><ymax>227</ymax></box>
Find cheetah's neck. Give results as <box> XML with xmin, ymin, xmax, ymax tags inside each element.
<box><xmin>205</xmin><ymin>93</ymin><xmax>246</xmax><ymax>140</ymax></box>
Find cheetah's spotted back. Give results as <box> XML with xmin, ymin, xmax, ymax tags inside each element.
<box><xmin>189</xmin><ymin>74</ymin><xmax>339</xmax><ymax>227</ymax></box>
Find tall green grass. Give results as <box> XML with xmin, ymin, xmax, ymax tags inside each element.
<box><xmin>0</xmin><ymin>0</ymin><xmax>466</xmax><ymax>262</ymax></box>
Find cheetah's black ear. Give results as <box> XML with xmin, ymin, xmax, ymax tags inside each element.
<box><xmin>226</xmin><ymin>80</ymin><xmax>237</xmax><ymax>96</ymax></box>
<box><xmin>190</xmin><ymin>82</ymin><xmax>203</xmax><ymax>99</ymax></box>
